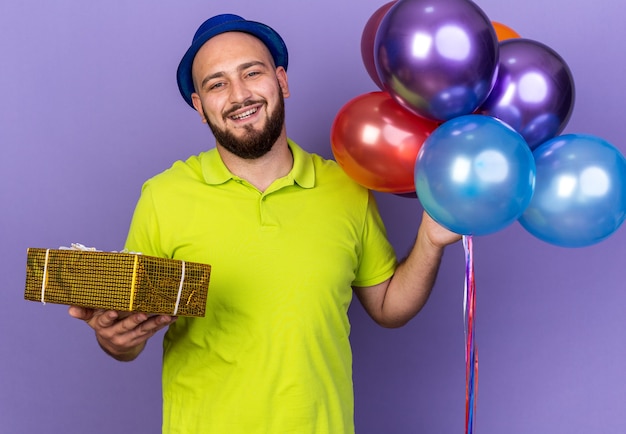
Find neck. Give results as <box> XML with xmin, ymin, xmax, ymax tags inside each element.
<box><xmin>217</xmin><ymin>134</ymin><xmax>293</xmax><ymax>192</ymax></box>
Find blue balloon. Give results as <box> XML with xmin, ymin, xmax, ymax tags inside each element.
<box><xmin>415</xmin><ymin>114</ymin><xmax>536</xmax><ymax>235</ymax></box>
<box><xmin>519</xmin><ymin>134</ymin><xmax>626</xmax><ymax>247</ymax></box>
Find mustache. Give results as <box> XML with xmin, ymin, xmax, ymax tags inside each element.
<box><xmin>224</xmin><ymin>100</ymin><xmax>266</xmax><ymax>118</ymax></box>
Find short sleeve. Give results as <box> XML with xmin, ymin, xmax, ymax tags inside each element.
<box><xmin>352</xmin><ymin>191</ymin><xmax>397</xmax><ymax>287</ymax></box>
<box><xmin>124</xmin><ymin>183</ymin><xmax>166</xmax><ymax>258</ymax></box>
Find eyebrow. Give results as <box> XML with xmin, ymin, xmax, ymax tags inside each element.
<box><xmin>199</xmin><ymin>60</ymin><xmax>269</xmax><ymax>90</ymax></box>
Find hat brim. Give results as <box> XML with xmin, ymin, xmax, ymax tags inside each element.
<box><xmin>176</xmin><ymin>18</ymin><xmax>288</xmax><ymax>108</ymax></box>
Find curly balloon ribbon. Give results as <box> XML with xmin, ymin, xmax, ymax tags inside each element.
<box><xmin>463</xmin><ymin>235</ymin><xmax>478</xmax><ymax>434</ymax></box>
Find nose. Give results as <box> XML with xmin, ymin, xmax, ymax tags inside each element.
<box><xmin>229</xmin><ymin>77</ymin><xmax>253</xmax><ymax>104</ymax></box>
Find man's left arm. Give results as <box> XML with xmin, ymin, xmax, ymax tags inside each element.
<box><xmin>353</xmin><ymin>211</ymin><xmax>461</xmax><ymax>328</ymax></box>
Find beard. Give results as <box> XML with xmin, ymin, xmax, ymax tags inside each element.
<box><xmin>205</xmin><ymin>92</ymin><xmax>285</xmax><ymax>160</ymax></box>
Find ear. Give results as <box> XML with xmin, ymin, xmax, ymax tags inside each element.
<box><xmin>276</xmin><ymin>67</ymin><xmax>290</xmax><ymax>98</ymax></box>
<box><xmin>191</xmin><ymin>93</ymin><xmax>208</xmax><ymax>123</ymax></box>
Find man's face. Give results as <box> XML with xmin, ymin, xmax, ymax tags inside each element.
<box><xmin>190</xmin><ymin>32</ymin><xmax>290</xmax><ymax>159</ymax></box>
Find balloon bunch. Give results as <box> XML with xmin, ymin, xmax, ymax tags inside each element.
<box><xmin>330</xmin><ymin>0</ymin><xmax>626</xmax><ymax>247</ymax></box>
<box><xmin>331</xmin><ymin>1</ymin><xmax>626</xmax><ymax>432</ymax></box>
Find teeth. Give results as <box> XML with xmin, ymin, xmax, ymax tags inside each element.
<box><xmin>231</xmin><ymin>108</ymin><xmax>257</xmax><ymax>120</ymax></box>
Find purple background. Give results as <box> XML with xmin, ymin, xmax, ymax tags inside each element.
<box><xmin>2</xmin><ymin>1</ymin><xmax>625</xmax><ymax>433</ymax></box>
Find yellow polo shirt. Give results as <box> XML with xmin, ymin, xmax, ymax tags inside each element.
<box><xmin>125</xmin><ymin>140</ymin><xmax>397</xmax><ymax>434</ymax></box>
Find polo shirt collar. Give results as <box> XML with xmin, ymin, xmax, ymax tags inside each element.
<box><xmin>201</xmin><ymin>139</ymin><xmax>315</xmax><ymax>189</ymax></box>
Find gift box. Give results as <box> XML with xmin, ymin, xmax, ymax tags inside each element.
<box><xmin>24</xmin><ymin>248</ymin><xmax>211</xmax><ymax>317</ymax></box>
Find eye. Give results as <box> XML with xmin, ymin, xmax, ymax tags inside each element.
<box><xmin>208</xmin><ymin>81</ymin><xmax>225</xmax><ymax>91</ymax></box>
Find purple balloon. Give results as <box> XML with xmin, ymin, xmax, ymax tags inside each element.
<box><xmin>374</xmin><ymin>0</ymin><xmax>499</xmax><ymax>122</ymax></box>
<box><xmin>479</xmin><ymin>38</ymin><xmax>575</xmax><ymax>150</ymax></box>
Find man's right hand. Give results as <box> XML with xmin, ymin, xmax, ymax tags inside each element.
<box><xmin>68</xmin><ymin>306</ymin><xmax>177</xmax><ymax>361</ymax></box>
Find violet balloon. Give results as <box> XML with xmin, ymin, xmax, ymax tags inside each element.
<box><xmin>479</xmin><ymin>38</ymin><xmax>575</xmax><ymax>150</ymax></box>
<box><xmin>374</xmin><ymin>0</ymin><xmax>499</xmax><ymax>122</ymax></box>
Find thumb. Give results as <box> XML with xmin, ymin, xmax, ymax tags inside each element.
<box><xmin>68</xmin><ymin>305</ymin><xmax>96</xmax><ymax>321</ymax></box>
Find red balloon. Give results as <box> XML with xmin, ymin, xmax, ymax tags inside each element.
<box><xmin>360</xmin><ymin>1</ymin><xmax>396</xmax><ymax>89</ymax></box>
<box><xmin>331</xmin><ymin>91</ymin><xmax>439</xmax><ymax>193</ymax></box>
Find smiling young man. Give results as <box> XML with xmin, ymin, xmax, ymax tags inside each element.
<box><xmin>69</xmin><ymin>14</ymin><xmax>460</xmax><ymax>434</ymax></box>
<box><xmin>189</xmin><ymin>31</ymin><xmax>293</xmax><ymax>192</ymax></box>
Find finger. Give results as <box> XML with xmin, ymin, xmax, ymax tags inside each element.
<box><xmin>137</xmin><ymin>315</ymin><xmax>174</xmax><ymax>333</ymax></box>
<box><xmin>107</xmin><ymin>315</ymin><xmax>175</xmax><ymax>351</ymax></box>
<box><xmin>68</xmin><ymin>305</ymin><xmax>85</xmax><ymax>319</ymax></box>
<box><xmin>91</xmin><ymin>310</ymin><xmax>122</xmax><ymax>329</ymax></box>
<box><xmin>68</xmin><ymin>305</ymin><xmax>95</xmax><ymax>321</ymax></box>
<box><xmin>131</xmin><ymin>315</ymin><xmax>177</xmax><ymax>339</ymax></box>
<box><xmin>117</xmin><ymin>313</ymin><xmax>149</xmax><ymax>333</ymax></box>
<box><xmin>98</xmin><ymin>314</ymin><xmax>177</xmax><ymax>357</ymax></box>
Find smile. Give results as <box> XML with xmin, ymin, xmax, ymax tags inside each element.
<box><xmin>230</xmin><ymin>107</ymin><xmax>258</xmax><ymax>120</ymax></box>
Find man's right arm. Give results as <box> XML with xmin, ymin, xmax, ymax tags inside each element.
<box><xmin>68</xmin><ymin>306</ymin><xmax>177</xmax><ymax>362</ymax></box>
